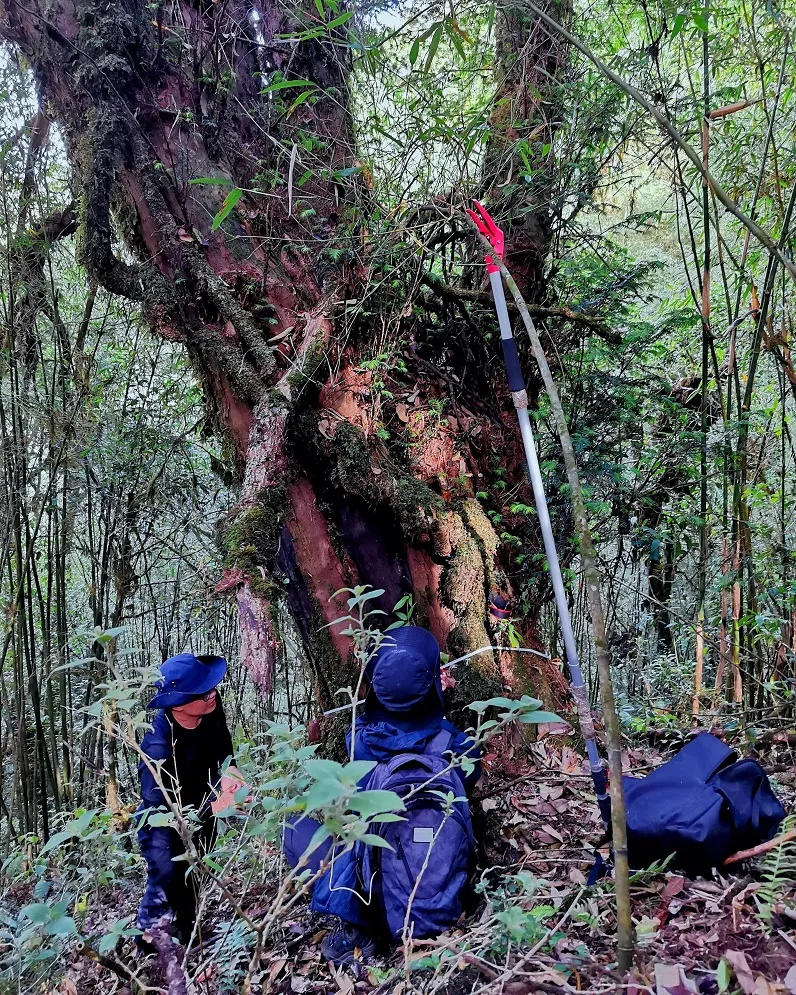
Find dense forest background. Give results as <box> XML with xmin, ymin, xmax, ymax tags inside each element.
<box><xmin>1</xmin><ymin>0</ymin><xmax>796</xmax><ymax>991</ymax></box>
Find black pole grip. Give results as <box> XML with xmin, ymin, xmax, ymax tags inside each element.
<box><xmin>500</xmin><ymin>336</ymin><xmax>526</xmax><ymax>393</ymax></box>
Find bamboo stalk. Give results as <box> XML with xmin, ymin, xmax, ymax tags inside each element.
<box><xmin>693</xmin><ymin>609</ymin><xmax>704</xmax><ymax>725</ymax></box>
<box><xmin>697</xmin><ymin>16</ymin><xmax>710</xmax><ymax>723</ymax></box>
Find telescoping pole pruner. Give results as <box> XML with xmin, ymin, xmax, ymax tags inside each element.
<box><xmin>467</xmin><ymin>200</ymin><xmax>611</xmax><ymax>827</ymax></box>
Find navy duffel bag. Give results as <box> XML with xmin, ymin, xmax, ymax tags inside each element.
<box><xmin>621</xmin><ymin>732</ymin><xmax>785</xmax><ymax>875</ymax></box>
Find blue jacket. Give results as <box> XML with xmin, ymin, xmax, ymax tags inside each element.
<box><xmin>136</xmin><ymin>706</ymin><xmax>232</xmax><ymax>929</ymax></box>
<box><xmin>347</xmin><ymin>707</ymin><xmax>481</xmax><ymax>793</ymax></box>
<box><xmin>309</xmin><ymin>704</ymin><xmax>480</xmax><ymax>926</ymax></box>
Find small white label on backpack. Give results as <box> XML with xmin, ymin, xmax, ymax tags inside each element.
<box><xmin>413</xmin><ymin>827</ymin><xmax>434</xmax><ymax>844</ymax></box>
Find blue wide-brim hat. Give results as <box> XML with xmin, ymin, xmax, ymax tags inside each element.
<box><xmin>365</xmin><ymin>626</ymin><xmax>444</xmax><ymax>713</ymax></box>
<box><xmin>148</xmin><ymin>653</ymin><xmax>227</xmax><ymax>709</ymax></box>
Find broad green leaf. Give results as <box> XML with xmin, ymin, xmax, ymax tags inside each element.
<box><xmin>299</xmin><ymin>823</ymin><xmax>332</xmax><ymax>861</ymax></box>
<box><xmin>340</xmin><ymin>760</ymin><xmax>376</xmax><ymax>784</ymax></box>
<box><xmin>98</xmin><ymin>932</ymin><xmax>120</xmax><ymax>955</ymax></box>
<box><xmin>409</xmin><ymin>36</ymin><xmax>420</xmax><ymax>65</ymax></box>
<box><xmin>348</xmin><ymin>790</ymin><xmax>405</xmax><ymax>818</ymax></box>
<box><xmin>304</xmin><ymin>758</ymin><xmax>344</xmax><ymax>780</ymax></box>
<box><xmin>43</xmin><ymin>915</ymin><xmax>77</xmax><ymax>937</ymax></box>
<box><xmin>41</xmin><ymin>829</ymin><xmax>73</xmax><ymax>854</ymax></box>
<box><xmin>360</xmin><ymin>833</ymin><xmax>394</xmax><ymax>849</ymax></box>
<box><xmin>20</xmin><ymin>903</ymin><xmax>52</xmax><ymax>926</ymax></box>
<box><xmin>304</xmin><ymin>778</ymin><xmax>346</xmax><ymax>812</ymax></box>
<box><xmin>147</xmin><ymin>812</ymin><xmax>175</xmax><ymax>828</ymax></box>
<box><xmin>517</xmin><ymin>711</ymin><xmax>563</xmax><ymax>724</ymax></box>
<box><xmin>469</xmin><ymin>696</ymin><xmax>524</xmax><ymax>713</ymax></box>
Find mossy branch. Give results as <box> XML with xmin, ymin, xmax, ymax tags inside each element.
<box><xmin>420</xmin><ymin>271</ymin><xmax>620</xmax><ymax>342</ymax></box>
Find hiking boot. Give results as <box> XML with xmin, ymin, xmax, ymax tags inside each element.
<box><xmin>320</xmin><ymin>921</ymin><xmax>377</xmax><ymax>965</ymax></box>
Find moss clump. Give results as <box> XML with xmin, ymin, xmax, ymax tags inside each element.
<box><xmin>393</xmin><ymin>477</ymin><xmax>443</xmax><ymax>542</ymax></box>
<box><xmin>331</xmin><ymin>422</ymin><xmax>379</xmax><ymax>500</ymax></box>
<box><xmin>459</xmin><ymin>498</ymin><xmax>500</xmax><ymax>592</ymax></box>
<box><xmin>444</xmin><ymin>663</ymin><xmax>503</xmax><ymax>732</ymax></box>
<box><xmin>442</xmin><ymin>529</ymin><xmax>491</xmax><ymax>660</ymax></box>
<box><xmin>221</xmin><ymin>486</ymin><xmax>286</xmax><ymax>597</ymax></box>
<box><xmin>286</xmin><ymin>338</ymin><xmax>327</xmax><ymax>394</ymax></box>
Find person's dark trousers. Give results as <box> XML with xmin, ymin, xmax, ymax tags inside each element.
<box><xmin>138</xmin><ymin>818</ymin><xmax>216</xmax><ymax>946</ymax></box>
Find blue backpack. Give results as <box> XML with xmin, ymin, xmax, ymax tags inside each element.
<box><xmin>356</xmin><ymin>730</ymin><xmax>475</xmax><ymax>940</ymax></box>
<box><xmin>621</xmin><ymin>733</ymin><xmax>785</xmax><ymax>876</ymax></box>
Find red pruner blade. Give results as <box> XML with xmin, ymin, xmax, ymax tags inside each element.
<box><xmin>466</xmin><ymin>199</ymin><xmax>505</xmax><ymax>274</ymax></box>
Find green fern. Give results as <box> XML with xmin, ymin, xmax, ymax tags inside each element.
<box><xmin>756</xmin><ymin>813</ymin><xmax>796</xmax><ymax>930</ymax></box>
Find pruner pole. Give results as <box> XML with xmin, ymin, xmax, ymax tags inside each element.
<box><xmin>466</xmin><ymin>201</ymin><xmax>610</xmax><ymax>826</ymax></box>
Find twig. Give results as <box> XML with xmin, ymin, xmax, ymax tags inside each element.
<box><xmin>723</xmin><ymin>828</ymin><xmax>796</xmax><ymax>865</ymax></box>
<box><xmin>75</xmin><ymin>941</ymin><xmax>142</xmax><ymax>988</ymax></box>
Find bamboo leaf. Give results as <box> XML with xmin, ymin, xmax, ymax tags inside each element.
<box><xmin>211</xmin><ymin>187</ymin><xmax>242</xmax><ymax>231</ymax></box>
<box><xmin>325</xmin><ymin>10</ymin><xmax>354</xmax><ymax>29</ymax></box>
<box><xmin>424</xmin><ymin>23</ymin><xmax>443</xmax><ymax>73</ymax></box>
<box><xmin>261</xmin><ymin>78</ymin><xmax>314</xmax><ymax>94</ymax></box>
<box><xmin>287</xmin><ymin>88</ymin><xmax>315</xmax><ymax>117</ymax></box>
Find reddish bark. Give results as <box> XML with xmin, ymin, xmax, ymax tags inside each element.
<box><xmin>286</xmin><ymin>477</ymin><xmax>356</xmax><ymax>662</ymax></box>
<box><xmin>482</xmin><ymin>2</ymin><xmax>567</xmax><ymax>302</ymax></box>
<box><xmin>406</xmin><ymin>547</ymin><xmax>454</xmax><ymax>647</ymax></box>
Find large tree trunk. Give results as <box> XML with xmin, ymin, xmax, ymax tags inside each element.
<box><xmin>1</xmin><ymin>0</ymin><xmax>570</xmax><ymax>712</ymax></box>
<box><xmin>482</xmin><ymin>1</ymin><xmax>568</xmax><ymax>302</ymax></box>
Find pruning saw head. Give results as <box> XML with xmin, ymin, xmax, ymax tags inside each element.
<box><xmin>466</xmin><ymin>200</ymin><xmax>505</xmax><ymax>274</ymax></box>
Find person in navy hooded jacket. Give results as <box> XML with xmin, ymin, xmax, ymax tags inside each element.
<box><xmin>284</xmin><ymin>626</ymin><xmax>480</xmax><ymax>964</ymax></box>
<box><xmin>136</xmin><ymin>653</ymin><xmax>234</xmax><ymax>947</ymax></box>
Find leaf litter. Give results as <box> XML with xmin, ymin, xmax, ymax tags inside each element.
<box><xmin>34</xmin><ymin>730</ymin><xmax>796</xmax><ymax>995</ymax></box>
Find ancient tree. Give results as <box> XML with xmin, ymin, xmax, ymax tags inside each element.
<box><xmin>0</xmin><ymin>0</ymin><xmax>576</xmax><ymax>709</ymax></box>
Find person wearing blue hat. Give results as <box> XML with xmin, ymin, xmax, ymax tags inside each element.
<box><xmin>136</xmin><ymin>653</ymin><xmax>234</xmax><ymax>948</ymax></box>
<box><xmin>283</xmin><ymin>626</ymin><xmax>480</xmax><ymax>964</ymax></box>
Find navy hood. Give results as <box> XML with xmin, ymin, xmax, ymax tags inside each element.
<box><xmin>365</xmin><ymin>626</ymin><xmax>444</xmax><ymax>714</ymax></box>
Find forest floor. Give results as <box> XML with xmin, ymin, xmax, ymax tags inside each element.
<box><xmin>26</xmin><ymin>729</ymin><xmax>796</xmax><ymax>995</ymax></box>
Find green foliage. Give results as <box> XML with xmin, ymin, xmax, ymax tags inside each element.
<box><xmin>756</xmin><ymin>814</ymin><xmax>796</xmax><ymax>929</ymax></box>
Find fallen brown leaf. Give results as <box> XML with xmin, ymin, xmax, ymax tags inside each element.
<box><xmin>653</xmin><ymin>963</ymin><xmax>697</xmax><ymax>994</ymax></box>
<box><xmin>724</xmin><ymin>950</ymin><xmax>756</xmax><ymax>994</ymax></box>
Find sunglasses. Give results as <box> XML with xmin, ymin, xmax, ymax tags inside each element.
<box><xmin>189</xmin><ymin>688</ymin><xmax>219</xmax><ymax>703</ymax></box>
